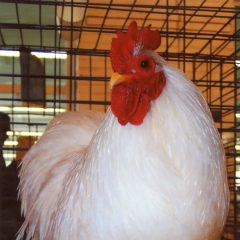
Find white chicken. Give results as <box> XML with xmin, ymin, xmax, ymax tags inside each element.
<box><xmin>18</xmin><ymin>21</ymin><xmax>228</xmax><ymax>240</ymax></box>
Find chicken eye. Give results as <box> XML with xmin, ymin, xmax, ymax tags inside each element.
<box><xmin>140</xmin><ymin>60</ymin><xmax>149</xmax><ymax>69</ymax></box>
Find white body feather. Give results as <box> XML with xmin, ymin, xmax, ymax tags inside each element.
<box><xmin>18</xmin><ymin>61</ymin><xmax>228</xmax><ymax>240</ymax></box>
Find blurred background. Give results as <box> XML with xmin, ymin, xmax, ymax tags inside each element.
<box><xmin>0</xmin><ymin>0</ymin><xmax>239</xmax><ymax>239</ymax></box>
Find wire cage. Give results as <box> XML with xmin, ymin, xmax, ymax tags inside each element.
<box><xmin>0</xmin><ymin>0</ymin><xmax>239</xmax><ymax>239</ymax></box>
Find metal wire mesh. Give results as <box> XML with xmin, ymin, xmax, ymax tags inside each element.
<box><xmin>0</xmin><ymin>0</ymin><xmax>239</xmax><ymax>239</ymax></box>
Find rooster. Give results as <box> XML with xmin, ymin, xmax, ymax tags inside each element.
<box><xmin>18</xmin><ymin>21</ymin><xmax>228</xmax><ymax>240</ymax></box>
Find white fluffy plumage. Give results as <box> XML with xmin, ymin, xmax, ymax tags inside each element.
<box><xmin>18</xmin><ymin>57</ymin><xmax>228</xmax><ymax>240</ymax></box>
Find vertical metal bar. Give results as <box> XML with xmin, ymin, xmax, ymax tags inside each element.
<box><xmin>209</xmin><ymin>42</ymin><xmax>213</xmax><ymax>107</ymax></box>
<box><xmin>220</xmin><ymin>60</ymin><xmax>223</xmax><ymax>139</ymax></box>
<box><xmin>43</xmin><ymin>57</ymin><xmax>46</xmax><ymax>110</ymax></box>
<box><xmin>11</xmin><ymin>56</ymin><xmax>15</xmax><ymax>163</ymax></box>
<box><xmin>15</xmin><ymin>2</ymin><xmax>24</xmax><ymax>46</ymax></box>
<box><xmin>89</xmin><ymin>54</ymin><xmax>92</xmax><ymax>110</ymax></box>
<box><xmin>58</xmin><ymin>56</ymin><xmax>62</xmax><ymax>110</ymax></box>
<box><xmin>73</xmin><ymin>53</ymin><xmax>77</xmax><ymax>111</ymax></box>
<box><xmin>53</xmin><ymin>2</ymin><xmax>58</xmax><ymax>115</ymax></box>
<box><xmin>69</xmin><ymin>0</ymin><xmax>74</xmax><ymax>111</ymax></box>
<box><xmin>206</xmin><ymin>58</ymin><xmax>209</xmax><ymax>102</ymax></box>
<box><xmin>183</xmin><ymin>0</ymin><xmax>186</xmax><ymax>72</ymax></box>
<box><xmin>39</xmin><ymin>0</ymin><xmax>43</xmax><ymax>47</ymax></box>
<box><xmin>233</xmin><ymin>10</ymin><xmax>238</xmax><ymax>239</ymax></box>
<box><xmin>165</xmin><ymin>0</ymin><xmax>169</xmax><ymax>60</ymax></box>
<box><xmin>104</xmin><ymin>53</ymin><xmax>107</xmax><ymax>112</ymax></box>
<box><xmin>192</xmin><ymin>55</ymin><xmax>196</xmax><ymax>83</ymax></box>
<box><xmin>57</xmin><ymin>0</ymin><xmax>66</xmax><ymax>111</ymax></box>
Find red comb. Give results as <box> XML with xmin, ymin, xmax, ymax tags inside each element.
<box><xmin>110</xmin><ymin>21</ymin><xmax>161</xmax><ymax>73</ymax></box>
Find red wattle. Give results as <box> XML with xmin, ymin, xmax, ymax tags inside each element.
<box><xmin>111</xmin><ymin>72</ymin><xmax>166</xmax><ymax>126</ymax></box>
<box><xmin>111</xmin><ymin>81</ymin><xmax>142</xmax><ymax>125</ymax></box>
<box><xmin>129</xmin><ymin>93</ymin><xmax>151</xmax><ymax>125</ymax></box>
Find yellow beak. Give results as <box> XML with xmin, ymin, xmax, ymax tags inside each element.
<box><xmin>110</xmin><ymin>72</ymin><xmax>131</xmax><ymax>89</ymax></box>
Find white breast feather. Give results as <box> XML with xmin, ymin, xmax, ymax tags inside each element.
<box><xmin>18</xmin><ymin>61</ymin><xmax>228</xmax><ymax>240</ymax></box>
